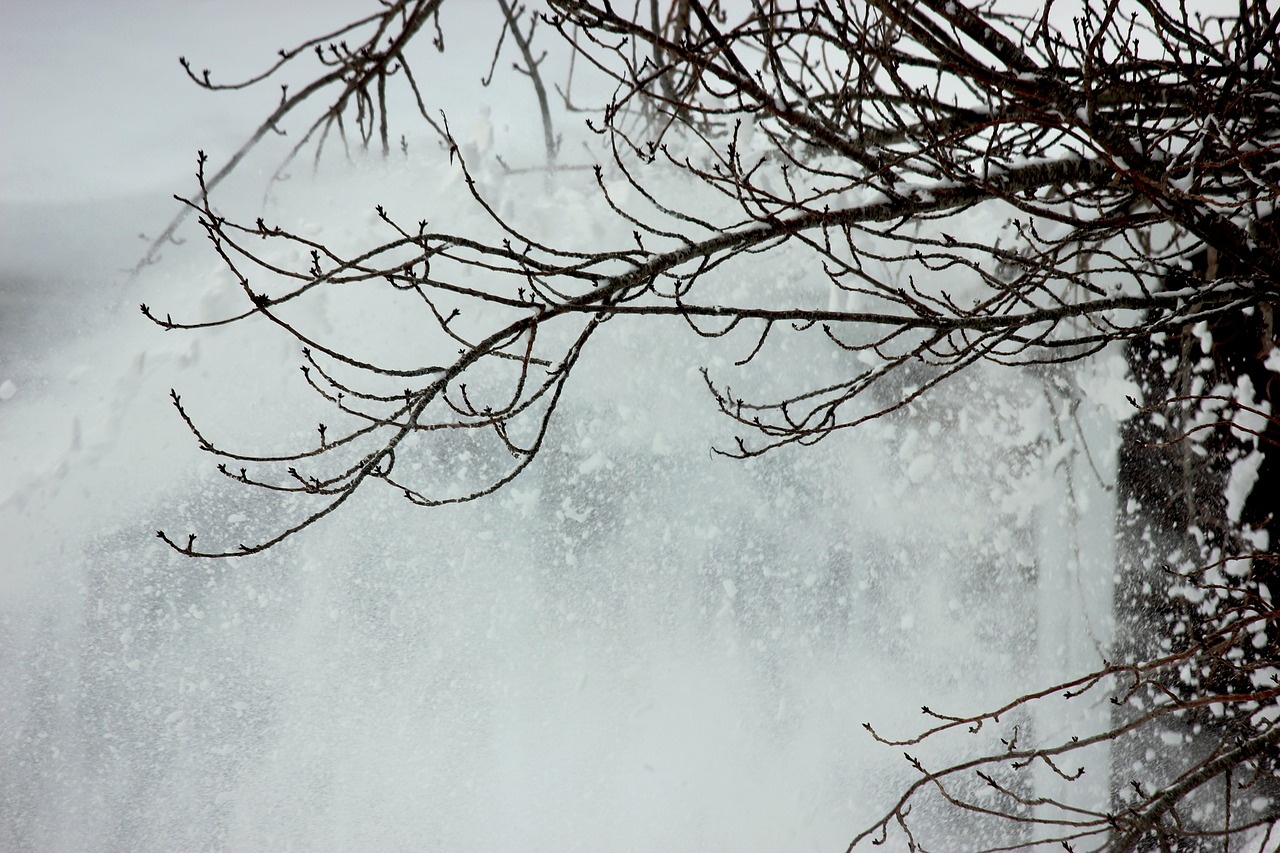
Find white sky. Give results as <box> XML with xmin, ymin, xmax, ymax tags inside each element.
<box><xmin>0</xmin><ymin>3</ymin><xmax>1126</xmax><ymax>850</ymax></box>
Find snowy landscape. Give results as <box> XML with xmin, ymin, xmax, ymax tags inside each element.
<box><xmin>2</xmin><ymin>1</ymin><xmax>1275</xmax><ymax>851</ymax></box>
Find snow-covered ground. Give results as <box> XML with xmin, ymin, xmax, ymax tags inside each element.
<box><xmin>1</xmin><ymin>3</ymin><xmax>1123</xmax><ymax>850</ymax></box>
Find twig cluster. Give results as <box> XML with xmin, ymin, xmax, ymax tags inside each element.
<box><xmin>144</xmin><ymin>2</ymin><xmax>1280</xmax><ymax>849</ymax></box>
